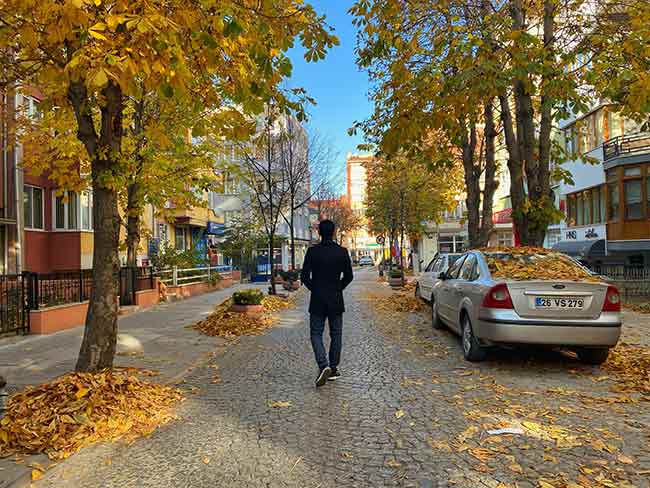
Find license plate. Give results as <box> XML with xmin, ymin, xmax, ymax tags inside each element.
<box><xmin>535</xmin><ymin>297</ymin><xmax>585</xmax><ymax>309</ymax></box>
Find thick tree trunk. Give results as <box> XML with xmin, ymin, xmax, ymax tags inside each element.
<box><xmin>479</xmin><ymin>99</ymin><xmax>498</xmax><ymax>246</ymax></box>
<box><xmin>75</xmin><ymin>82</ymin><xmax>122</xmax><ymax>372</ymax></box>
<box><xmin>461</xmin><ymin>119</ymin><xmax>482</xmax><ymax>248</ymax></box>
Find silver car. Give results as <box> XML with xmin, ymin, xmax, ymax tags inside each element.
<box><xmin>415</xmin><ymin>253</ymin><xmax>462</xmax><ymax>301</ymax></box>
<box><xmin>430</xmin><ymin>250</ymin><xmax>622</xmax><ymax>364</ymax></box>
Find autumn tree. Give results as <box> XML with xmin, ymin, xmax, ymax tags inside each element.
<box><xmin>364</xmin><ymin>155</ymin><xmax>461</xmax><ymax>270</ymax></box>
<box><xmin>351</xmin><ymin>0</ymin><xmax>603</xmax><ymax>247</ymax></box>
<box><xmin>0</xmin><ymin>0</ymin><xmax>337</xmax><ymax>371</ymax></box>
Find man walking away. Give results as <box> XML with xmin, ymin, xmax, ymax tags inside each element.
<box><xmin>301</xmin><ymin>220</ymin><xmax>354</xmax><ymax>387</ymax></box>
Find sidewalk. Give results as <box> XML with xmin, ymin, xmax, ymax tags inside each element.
<box><xmin>0</xmin><ymin>281</ymin><xmax>263</xmax><ymax>488</ymax></box>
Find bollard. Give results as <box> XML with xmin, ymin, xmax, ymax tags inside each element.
<box><xmin>0</xmin><ymin>375</ymin><xmax>8</xmax><ymax>417</ymax></box>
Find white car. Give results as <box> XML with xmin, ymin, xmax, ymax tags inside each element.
<box><xmin>416</xmin><ymin>253</ymin><xmax>462</xmax><ymax>302</ymax></box>
<box><xmin>358</xmin><ymin>256</ymin><xmax>375</xmax><ymax>266</ymax></box>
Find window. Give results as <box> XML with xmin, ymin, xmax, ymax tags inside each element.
<box><xmin>592</xmin><ymin>187</ymin><xmax>600</xmax><ymax>223</ymax></box>
<box><xmin>80</xmin><ymin>192</ymin><xmax>92</xmax><ymax>230</ymax></box>
<box><xmin>24</xmin><ymin>186</ymin><xmax>43</xmax><ymax>229</ymax></box>
<box><xmin>498</xmin><ymin>232</ymin><xmax>513</xmax><ymax>247</ymax></box>
<box><xmin>595</xmin><ymin>110</ymin><xmax>604</xmax><ymax>147</ymax></box>
<box><xmin>608</xmin><ymin>110</ymin><xmax>623</xmax><ymax>139</ymax></box>
<box><xmin>624</xmin><ymin>180</ymin><xmax>643</xmax><ymax>219</ymax></box>
<box><xmin>446</xmin><ymin>255</ymin><xmax>466</xmax><ymax>279</ymax></box>
<box><xmin>175</xmin><ymin>227</ymin><xmax>187</xmax><ymax>250</ymax></box>
<box><xmin>439</xmin><ymin>236</ymin><xmax>454</xmax><ymax>253</ymax></box>
<box><xmin>576</xmin><ymin>193</ymin><xmax>584</xmax><ymax>226</ymax></box>
<box><xmin>624</xmin><ymin>167</ymin><xmax>641</xmax><ymax>177</ymax></box>
<box><xmin>425</xmin><ymin>258</ymin><xmax>436</xmax><ymax>273</ymax></box>
<box><xmin>567</xmin><ymin>194</ymin><xmax>577</xmax><ymax>225</ymax></box>
<box><xmin>460</xmin><ymin>255</ymin><xmax>478</xmax><ymax>281</ymax></box>
<box><xmin>582</xmin><ymin>191</ymin><xmax>591</xmax><ymax>224</ymax></box>
<box><xmin>608</xmin><ymin>182</ymin><xmax>620</xmax><ymax>220</ymax></box>
<box><xmin>54</xmin><ymin>190</ymin><xmax>92</xmax><ymax>230</ymax></box>
<box><xmin>646</xmin><ymin>176</ymin><xmax>650</xmax><ymax>217</ymax></box>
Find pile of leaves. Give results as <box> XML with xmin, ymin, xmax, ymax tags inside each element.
<box><xmin>193</xmin><ymin>294</ymin><xmax>295</xmax><ymax>337</ymax></box>
<box><xmin>0</xmin><ymin>370</ymin><xmax>183</xmax><ymax>460</ymax></box>
<box><xmin>479</xmin><ymin>246</ymin><xmax>600</xmax><ymax>282</ymax></box>
<box><xmin>604</xmin><ymin>344</ymin><xmax>650</xmax><ymax>396</ymax></box>
<box><xmin>372</xmin><ymin>292</ymin><xmax>427</xmax><ymax>314</ymax></box>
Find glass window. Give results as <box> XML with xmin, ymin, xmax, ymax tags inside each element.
<box><xmin>425</xmin><ymin>258</ymin><xmax>436</xmax><ymax>272</ymax></box>
<box><xmin>608</xmin><ymin>110</ymin><xmax>623</xmax><ymax>139</ymax></box>
<box><xmin>498</xmin><ymin>232</ymin><xmax>513</xmax><ymax>246</ymax></box>
<box><xmin>447</xmin><ymin>255</ymin><xmax>466</xmax><ymax>279</ymax></box>
<box><xmin>624</xmin><ymin>167</ymin><xmax>641</xmax><ymax>177</ymax></box>
<box><xmin>81</xmin><ymin>192</ymin><xmax>92</xmax><ymax>230</ymax></box>
<box><xmin>592</xmin><ymin>187</ymin><xmax>601</xmax><ymax>223</ymax></box>
<box><xmin>175</xmin><ymin>227</ymin><xmax>186</xmax><ymax>250</ymax></box>
<box><xmin>583</xmin><ymin>191</ymin><xmax>591</xmax><ymax>224</ymax></box>
<box><xmin>624</xmin><ymin>180</ymin><xmax>643</xmax><ymax>219</ymax></box>
<box><xmin>23</xmin><ymin>187</ymin><xmax>33</xmax><ymax>228</ymax></box>
<box><xmin>608</xmin><ymin>183</ymin><xmax>620</xmax><ymax>220</ymax></box>
<box><xmin>607</xmin><ymin>169</ymin><xmax>618</xmax><ymax>181</ymax></box>
<box><xmin>55</xmin><ymin>195</ymin><xmax>65</xmax><ymax>229</ymax></box>
<box><xmin>577</xmin><ymin>193</ymin><xmax>584</xmax><ymax>226</ymax></box>
<box><xmin>567</xmin><ymin>194</ymin><xmax>577</xmax><ymax>225</ymax></box>
<box><xmin>439</xmin><ymin>236</ymin><xmax>454</xmax><ymax>253</ymax></box>
<box><xmin>595</xmin><ymin>109</ymin><xmax>604</xmax><ymax>147</ymax></box>
<box><xmin>647</xmin><ymin>177</ymin><xmax>650</xmax><ymax>218</ymax></box>
<box><xmin>460</xmin><ymin>255</ymin><xmax>477</xmax><ymax>281</ymax></box>
<box><xmin>600</xmin><ymin>186</ymin><xmax>606</xmax><ymax>223</ymax></box>
<box><xmin>67</xmin><ymin>191</ymin><xmax>78</xmax><ymax>229</ymax></box>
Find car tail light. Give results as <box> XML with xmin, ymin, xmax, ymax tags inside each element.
<box><xmin>602</xmin><ymin>285</ymin><xmax>621</xmax><ymax>312</ymax></box>
<box><xmin>482</xmin><ymin>283</ymin><xmax>514</xmax><ymax>309</ymax></box>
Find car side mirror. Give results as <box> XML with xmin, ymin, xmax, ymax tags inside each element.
<box><xmin>438</xmin><ymin>271</ymin><xmax>448</xmax><ymax>280</ymax></box>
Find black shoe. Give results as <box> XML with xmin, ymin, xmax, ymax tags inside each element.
<box><xmin>328</xmin><ymin>368</ymin><xmax>341</xmax><ymax>381</ymax></box>
<box><xmin>315</xmin><ymin>367</ymin><xmax>331</xmax><ymax>387</ymax></box>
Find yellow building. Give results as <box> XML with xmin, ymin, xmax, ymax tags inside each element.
<box><xmin>346</xmin><ymin>153</ymin><xmax>381</xmax><ymax>259</ymax></box>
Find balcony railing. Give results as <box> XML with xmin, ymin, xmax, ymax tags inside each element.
<box><xmin>603</xmin><ymin>132</ymin><xmax>650</xmax><ymax>161</ymax></box>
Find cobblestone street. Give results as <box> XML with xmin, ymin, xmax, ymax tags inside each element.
<box><xmin>37</xmin><ymin>269</ymin><xmax>650</xmax><ymax>488</ymax></box>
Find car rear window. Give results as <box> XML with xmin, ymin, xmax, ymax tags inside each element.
<box><xmin>482</xmin><ymin>247</ymin><xmax>599</xmax><ymax>282</ymax></box>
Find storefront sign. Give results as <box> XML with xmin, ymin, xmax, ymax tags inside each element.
<box><xmin>564</xmin><ymin>224</ymin><xmax>605</xmax><ymax>241</ymax></box>
<box><xmin>206</xmin><ymin>221</ymin><xmax>226</xmax><ymax>236</ymax></box>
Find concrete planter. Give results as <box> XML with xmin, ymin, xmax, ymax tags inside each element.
<box><xmin>389</xmin><ymin>277</ymin><xmax>404</xmax><ymax>288</ymax></box>
<box><xmin>230</xmin><ymin>303</ymin><xmax>264</xmax><ymax>315</ymax></box>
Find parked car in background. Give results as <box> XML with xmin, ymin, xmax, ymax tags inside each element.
<box><xmin>430</xmin><ymin>248</ymin><xmax>622</xmax><ymax>364</ymax></box>
<box><xmin>416</xmin><ymin>253</ymin><xmax>462</xmax><ymax>302</ymax></box>
<box><xmin>358</xmin><ymin>256</ymin><xmax>375</xmax><ymax>267</ymax></box>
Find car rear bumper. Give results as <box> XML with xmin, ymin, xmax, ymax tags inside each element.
<box><xmin>476</xmin><ymin>309</ymin><xmax>622</xmax><ymax>347</ymax></box>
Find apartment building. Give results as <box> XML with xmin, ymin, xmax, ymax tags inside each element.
<box><xmin>345</xmin><ymin>153</ymin><xmax>381</xmax><ymax>260</ymax></box>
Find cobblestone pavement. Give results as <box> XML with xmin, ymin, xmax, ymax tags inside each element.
<box><xmin>37</xmin><ymin>269</ymin><xmax>650</xmax><ymax>488</ymax></box>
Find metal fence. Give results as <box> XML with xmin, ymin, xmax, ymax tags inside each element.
<box><xmin>24</xmin><ymin>269</ymin><xmax>94</xmax><ymax>310</ymax></box>
<box><xmin>0</xmin><ymin>274</ymin><xmax>28</xmax><ymax>335</ymax></box>
<box><xmin>597</xmin><ymin>266</ymin><xmax>650</xmax><ymax>302</ymax></box>
<box><xmin>155</xmin><ymin>265</ymin><xmax>233</xmax><ymax>287</ymax></box>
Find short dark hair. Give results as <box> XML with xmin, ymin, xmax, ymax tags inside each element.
<box><xmin>318</xmin><ymin>219</ymin><xmax>335</xmax><ymax>240</ymax></box>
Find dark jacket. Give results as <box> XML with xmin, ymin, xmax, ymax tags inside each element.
<box><xmin>300</xmin><ymin>240</ymin><xmax>354</xmax><ymax>316</ymax></box>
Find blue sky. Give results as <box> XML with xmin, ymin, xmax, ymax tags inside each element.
<box><xmin>287</xmin><ymin>0</ymin><xmax>372</xmax><ymax>177</ymax></box>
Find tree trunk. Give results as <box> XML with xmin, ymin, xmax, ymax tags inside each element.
<box><xmin>268</xmin><ymin>233</ymin><xmax>276</xmax><ymax>295</ymax></box>
<box><xmin>75</xmin><ymin>81</ymin><xmax>122</xmax><ymax>372</ymax></box>
<box><xmin>126</xmin><ymin>183</ymin><xmax>141</xmax><ymax>268</ymax></box>
<box><xmin>479</xmin><ymin>99</ymin><xmax>498</xmax><ymax>246</ymax></box>
<box><xmin>290</xmin><ymin>200</ymin><xmax>296</xmax><ymax>270</ymax></box>
<box><xmin>461</xmin><ymin>119</ymin><xmax>481</xmax><ymax>248</ymax></box>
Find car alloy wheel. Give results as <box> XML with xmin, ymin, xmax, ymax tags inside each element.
<box><xmin>431</xmin><ymin>299</ymin><xmax>444</xmax><ymax>330</ymax></box>
<box><xmin>461</xmin><ymin>314</ymin><xmax>487</xmax><ymax>362</ymax></box>
<box><xmin>415</xmin><ymin>284</ymin><xmax>420</xmax><ymax>299</ymax></box>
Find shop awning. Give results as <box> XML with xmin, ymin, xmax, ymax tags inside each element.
<box><xmin>552</xmin><ymin>239</ymin><xmax>606</xmax><ymax>258</ymax></box>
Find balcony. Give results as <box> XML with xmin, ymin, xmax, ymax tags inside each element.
<box><xmin>603</xmin><ymin>133</ymin><xmax>650</xmax><ymax>162</ymax></box>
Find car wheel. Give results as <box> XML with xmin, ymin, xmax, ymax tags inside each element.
<box><xmin>415</xmin><ymin>284</ymin><xmax>421</xmax><ymax>299</ymax></box>
<box><xmin>431</xmin><ymin>299</ymin><xmax>444</xmax><ymax>330</ymax></box>
<box><xmin>461</xmin><ymin>313</ymin><xmax>487</xmax><ymax>362</ymax></box>
<box><xmin>576</xmin><ymin>347</ymin><xmax>610</xmax><ymax>365</ymax></box>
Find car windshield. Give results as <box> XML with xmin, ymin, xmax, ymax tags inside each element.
<box><xmin>482</xmin><ymin>247</ymin><xmax>600</xmax><ymax>282</ymax></box>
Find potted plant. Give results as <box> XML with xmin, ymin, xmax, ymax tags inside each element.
<box><xmin>281</xmin><ymin>269</ymin><xmax>301</xmax><ymax>291</ymax></box>
<box><xmin>230</xmin><ymin>289</ymin><xmax>265</xmax><ymax>315</ymax></box>
<box><xmin>389</xmin><ymin>267</ymin><xmax>404</xmax><ymax>288</ymax></box>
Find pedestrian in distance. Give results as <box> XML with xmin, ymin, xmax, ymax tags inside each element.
<box><xmin>300</xmin><ymin>220</ymin><xmax>354</xmax><ymax>387</ymax></box>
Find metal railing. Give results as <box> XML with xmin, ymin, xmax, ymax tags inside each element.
<box><xmin>596</xmin><ymin>265</ymin><xmax>650</xmax><ymax>302</ymax></box>
<box><xmin>603</xmin><ymin>132</ymin><xmax>650</xmax><ymax>161</ymax></box>
<box><xmin>154</xmin><ymin>265</ymin><xmax>233</xmax><ymax>287</ymax></box>
<box><xmin>24</xmin><ymin>269</ymin><xmax>94</xmax><ymax>310</ymax></box>
<box><xmin>0</xmin><ymin>274</ymin><xmax>27</xmax><ymax>335</ymax></box>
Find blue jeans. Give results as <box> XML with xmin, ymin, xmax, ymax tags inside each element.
<box><xmin>309</xmin><ymin>313</ymin><xmax>343</xmax><ymax>370</ymax></box>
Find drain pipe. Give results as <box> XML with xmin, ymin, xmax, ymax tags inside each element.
<box><xmin>13</xmin><ymin>92</ymin><xmax>22</xmax><ymax>274</ymax></box>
